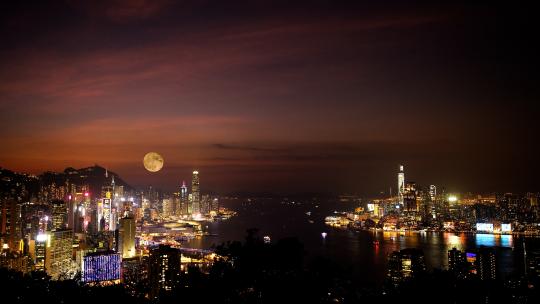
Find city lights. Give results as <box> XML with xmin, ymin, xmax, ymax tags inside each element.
<box><xmin>36</xmin><ymin>233</ymin><xmax>48</xmax><ymax>242</ymax></box>
<box><xmin>0</xmin><ymin>1</ymin><xmax>536</xmax><ymax>302</ymax></box>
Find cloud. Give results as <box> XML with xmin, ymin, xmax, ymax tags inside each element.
<box><xmin>212</xmin><ymin>143</ymin><xmax>288</xmax><ymax>152</ymax></box>
<box><xmin>0</xmin><ymin>7</ymin><xmax>447</xmax><ymax>108</ymax></box>
<box><xmin>66</xmin><ymin>0</ymin><xmax>173</xmax><ymax>22</ymax></box>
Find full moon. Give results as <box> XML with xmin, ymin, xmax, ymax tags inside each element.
<box><xmin>143</xmin><ymin>152</ymin><xmax>164</xmax><ymax>172</ymax></box>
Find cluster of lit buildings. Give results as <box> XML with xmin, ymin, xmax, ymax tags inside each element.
<box><xmin>387</xmin><ymin>244</ymin><xmax>540</xmax><ymax>291</ymax></box>
<box><xmin>0</xmin><ymin>166</ymin><xmax>224</xmax><ymax>297</ymax></box>
<box><xmin>328</xmin><ymin>165</ymin><xmax>540</xmax><ymax>235</ymax></box>
<box><xmin>387</xmin><ymin>246</ymin><xmax>502</xmax><ymax>286</ymax></box>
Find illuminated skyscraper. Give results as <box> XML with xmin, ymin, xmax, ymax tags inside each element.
<box><xmin>67</xmin><ymin>195</ymin><xmax>76</xmax><ymax>230</ymax></box>
<box><xmin>397</xmin><ymin>165</ymin><xmax>405</xmax><ymax>205</ymax></box>
<box><xmin>448</xmin><ymin>247</ymin><xmax>469</xmax><ymax>278</ymax></box>
<box><xmin>46</xmin><ymin>229</ymin><xmax>73</xmax><ymax>279</ymax></box>
<box><xmin>149</xmin><ymin>245</ymin><xmax>181</xmax><ymax>298</ymax></box>
<box><xmin>181</xmin><ymin>181</ymin><xmax>189</xmax><ymax>215</ymax></box>
<box><xmin>403</xmin><ymin>182</ymin><xmax>418</xmax><ymax>215</ymax></box>
<box><xmin>211</xmin><ymin>198</ymin><xmax>219</xmax><ymax>213</ymax></box>
<box><xmin>476</xmin><ymin>246</ymin><xmax>497</xmax><ymax>281</ymax></box>
<box><xmin>429</xmin><ymin>185</ymin><xmax>437</xmax><ymax>202</ymax></box>
<box><xmin>51</xmin><ymin>200</ymin><xmax>68</xmax><ymax>230</ymax></box>
<box><xmin>118</xmin><ymin>217</ymin><xmax>136</xmax><ymax>258</ymax></box>
<box><xmin>101</xmin><ymin>197</ymin><xmax>112</xmax><ymax>231</ymax></box>
<box><xmin>191</xmin><ymin>171</ymin><xmax>200</xmax><ymax>215</ymax></box>
<box><xmin>141</xmin><ymin>197</ymin><xmax>150</xmax><ymax>210</ymax></box>
<box><xmin>34</xmin><ymin>233</ymin><xmax>48</xmax><ymax>271</ymax></box>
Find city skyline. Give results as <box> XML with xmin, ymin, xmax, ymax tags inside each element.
<box><xmin>1</xmin><ymin>2</ymin><xmax>539</xmax><ymax>302</ymax></box>
<box><xmin>2</xmin><ymin>163</ymin><xmax>537</xmax><ymax>198</ymax></box>
<box><xmin>1</xmin><ymin>1</ymin><xmax>537</xmax><ymax>195</ymax></box>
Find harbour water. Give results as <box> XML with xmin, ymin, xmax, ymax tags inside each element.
<box><xmin>187</xmin><ymin>198</ymin><xmax>539</xmax><ymax>288</ymax></box>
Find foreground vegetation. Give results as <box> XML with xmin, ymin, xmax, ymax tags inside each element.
<box><xmin>2</xmin><ymin>229</ymin><xmax>538</xmax><ymax>303</ymax></box>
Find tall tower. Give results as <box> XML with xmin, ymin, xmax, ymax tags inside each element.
<box><xmin>118</xmin><ymin>217</ymin><xmax>136</xmax><ymax>258</ymax></box>
<box><xmin>181</xmin><ymin>181</ymin><xmax>189</xmax><ymax>215</ymax></box>
<box><xmin>398</xmin><ymin>165</ymin><xmax>405</xmax><ymax>205</ymax></box>
<box><xmin>191</xmin><ymin>171</ymin><xmax>200</xmax><ymax>215</ymax></box>
<box><xmin>111</xmin><ymin>175</ymin><xmax>115</xmax><ymax>196</ymax></box>
<box><xmin>429</xmin><ymin>185</ymin><xmax>437</xmax><ymax>202</ymax></box>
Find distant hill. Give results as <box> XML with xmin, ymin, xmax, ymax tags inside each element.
<box><xmin>40</xmin><ymin>165</ymin><xmax>132</xmax><ymax>196</ymax></box>
<box><xmin>1</xmin><ymin>165</ymin><xmax>132</xmax><ymax>199</ymax></box>
<box><xmin>0</xmin><ymin>167</ymin><xmax>39</xmax><ymax>198</ymax></box>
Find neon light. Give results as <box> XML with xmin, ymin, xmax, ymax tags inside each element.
<box><xmin>501</xmin><ymin>223</ymin><xmax>512</xmax><ymax>232</ymax></box>
<box><xmin>476</xmin><ymin>223</ymin><xmax>494</xmax><ymax>232</ymax></box>
<box><xmin>82</xmin><ymin>253</ymin><xmax>121</xmax><ymax>282</ymax></box>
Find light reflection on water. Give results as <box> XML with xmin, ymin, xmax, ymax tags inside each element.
<box><xmin>476</xmin><ymin>233</ymin><xmax>514</xmax><ymax>248</ymax></box>
<box><xmin>186</xmin><ymin>198</ymin><xmax>531</xmax><ymax>287</ymax></box>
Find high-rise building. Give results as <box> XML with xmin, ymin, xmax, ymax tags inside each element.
<box><xmin>34</xmin><ymin>233</ymin><xmax>48</xmax><ymax>271</ymax></box>
<box><xmin>68</xmin><ymin>189</ymin><xmax>89</xmax><ymax>232</ymax></box>
<box><xmin>403</xmin><ymin>182</ymin><xmax>418</xmax><ymax>215</ymax></box>
<box><xmin>73</xmin><ymin>203</ymin><xmax>86</xmax><ymax>233</ymax></box>
<box><xmin>142</xmin><ymin>197</ymin><xmax>150</xmax><ymax>213</ymax></box>
<box><xmin>115</xmin><ymin>185</ymin><xmax>124</xmax><ymax>200</ymax></box>
<box><xmin>448</xmin><ymin>247</ymin><xmax>465</xmax><ymax>271</ymax></box>
<box><xmin>201</xmin><ymin>194</ymin><xmax>210</xmax><ymax>215</ymax></box>
<box><xmin>162</xmin><ymin>199</ymin><xmax>173</xmax><ymax>218</ymax></box>
<box><xmin>448</xmin><ymin>247</ymin><xmax>471</xmax><ymax>278</ymax></box>
<box><xmin>149</xmin><ymin>245</ymin><xmax>181</xmax><ymax>298</ymax></box>
<box><xmin>211</xmin><ymin>198</ymin><xmax>219</xmax><ymax>213</ymax></box>
<box><xmin>429</xmin><ymin>185</ymin><xmax>437</xmax><ymax>202</ymax></box>
<box><xmin>46</xmin><ymin>229</ymin><xmax>73</xmax><ymax>279</ymax></box>
<box><xmin>88</xmin><ymin>207</ymin><xmax>99</xmax><ymax>234</ymax></box>
<box><xmin>82</xmin><ymin>251</ymin><xmax>121</xmax><ymax>284</ymax></box>
<box><xmin>118</xmin><ymin>217</ymin><xmax>136</xmax><ymax>259</ymax></box>
<box><xmin>476</xmin><ymin>246</ymin><xmax>497</xmax><ymax>280</ymax></box>
<box><xmin>173</xmin><ymin>192</ymin><xmax>181</xmax><ymax>217</ymax></box>
<box><xmin>97</xmin><ymin>195</ymin><xmax>115</xmax><ymax>232</ymax></box>
<box><xmin>51</xmin><ymin>200</ymin><xmax>68</xmax><ymax>230</ymax></box>
<box><xmin>387</xmin><ymin>248</ymin><xmax>426</xmax><ymax>286</ymax></box>
<box><xmin>397</xmin><ymin>165</ymin><xmax>405</xmax><ymax>205</ymax></box>
<box><xmin>191</xmin><ymin>171</ymin><xmax>200</xmax><ymax>215</ymax></box>
<box><xmin>181</xmin><ymin>181</ymin><xmax>189</xmax><ymax>215</ymax></box>
<box><xmin>0</xmin><ymin>198</ymin><xmax>22</xmax><ymax>252</ymax></box>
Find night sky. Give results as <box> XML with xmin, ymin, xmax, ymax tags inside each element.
<box><xmin>0</xmin><ymin>1</ymin><xmax>537</xmax><ymax>195</ymax></box>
